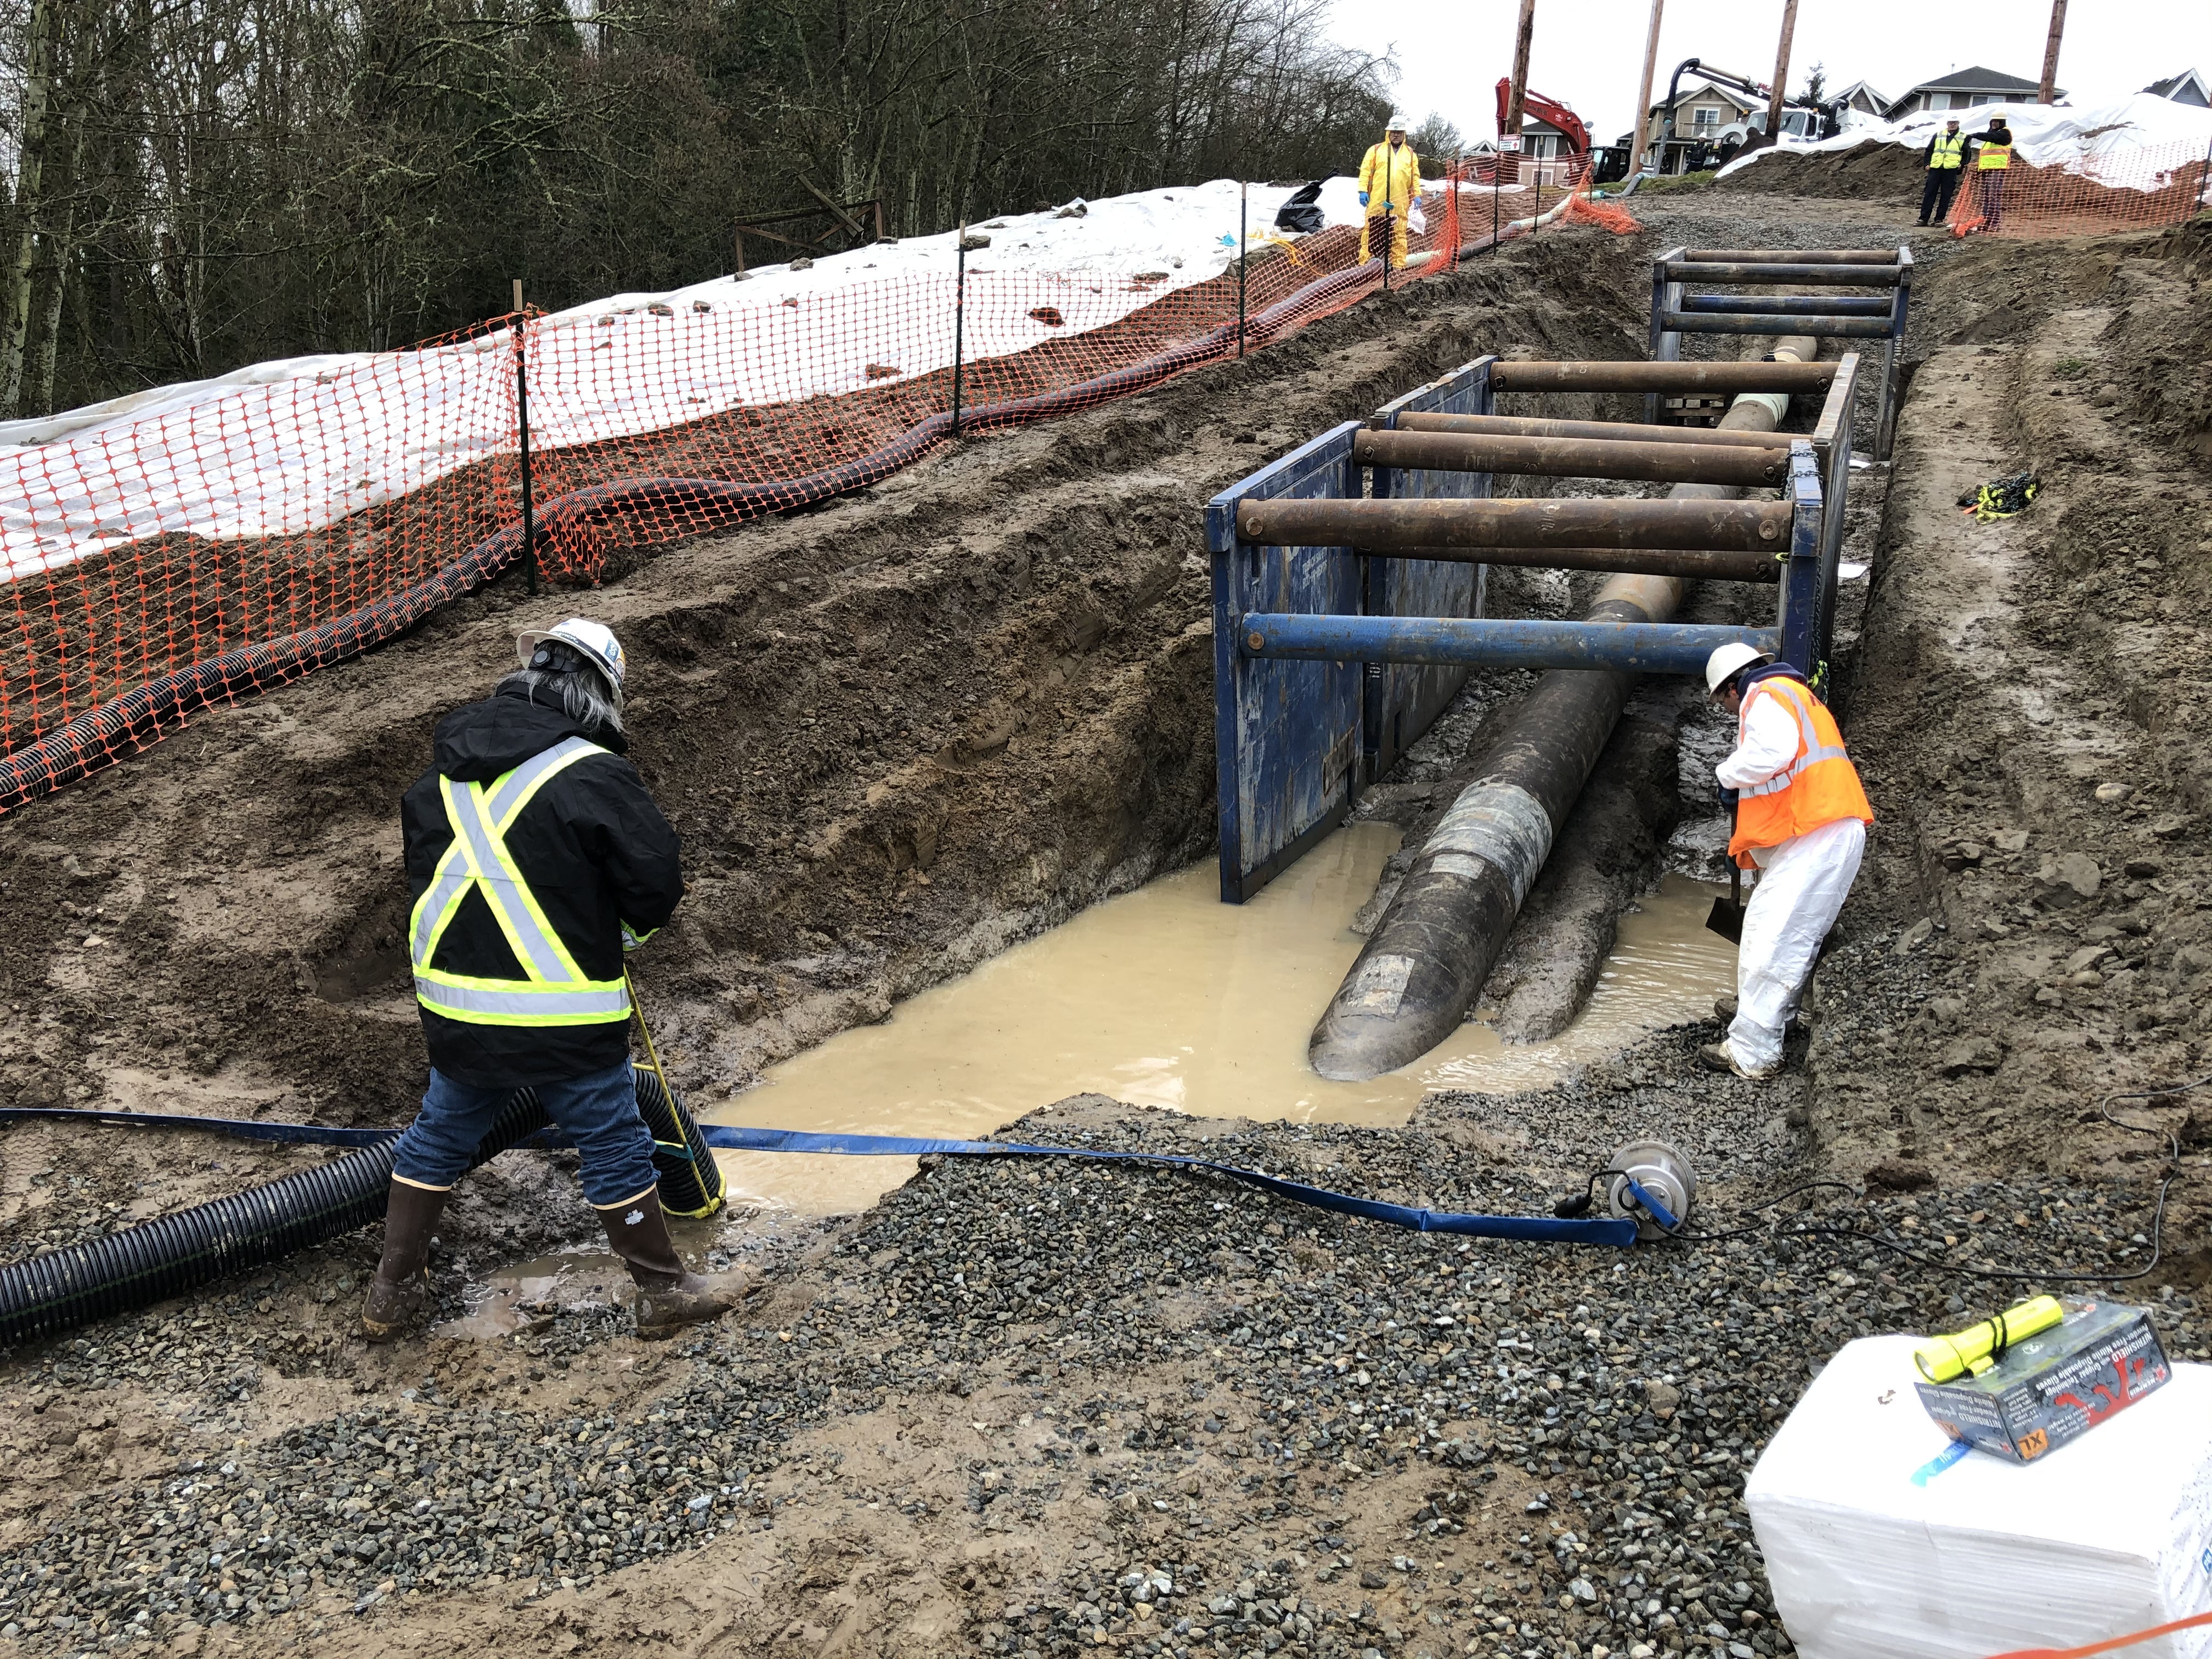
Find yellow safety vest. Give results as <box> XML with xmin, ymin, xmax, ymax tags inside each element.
<box><xmin>409</xmin><ymin>736</ymin><xmax>634</xmax><ymax>1026</ymax></box>
<box><xmin>1929</xmin><ymin>131</ymin><xmax>1966</xmax><ymax>169</ymax></box>
<box><xmin>1978</xmin><ymin>140</ymin><xmax>2012</xmax><ymax>170</ymax></box>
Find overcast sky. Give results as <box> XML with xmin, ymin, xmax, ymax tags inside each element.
<box><xmin>1318</xmin><ymin>0</ymin><xmax>2212</xmax><ymax>148</ymax></box>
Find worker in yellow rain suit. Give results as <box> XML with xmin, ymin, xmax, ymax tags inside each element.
<box><xmin>1358</xmin><ymin>115</ymin><xmax>1421</xmax><ymax>270</ymax></box>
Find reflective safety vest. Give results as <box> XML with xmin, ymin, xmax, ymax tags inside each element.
<box><xmin>1929</xmin><ymin>131</ymin><xmax>1966</xmax><ymax>169</ymax></box>
<box><xmin>410</xmin><ymin>736</ymin><xmax>634</xmax><ymax>1026</ymax></box>
<box><xmin>1728</xmin><ymin>676</ymin><xmax>1875</xmax><ymax>866</ymax></box>
<box><xmin>1978</xmin><ymin>140</ymin><xmax>2012</xmax><ymax>170</ymax></box>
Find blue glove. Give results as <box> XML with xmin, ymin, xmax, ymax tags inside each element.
<box><xmin>1358</xmin><ymin>191</ymin><xmax>1369</xmax><ymax>207</ymax></box>
<box><xmin>1716</xmin><ymin>783</ymin><xmax>1740</xmax><ymax>810</ymax></box>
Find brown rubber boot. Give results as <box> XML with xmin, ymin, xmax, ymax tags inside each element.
<box><xmin>595</xmin><ymin>1186</ymin><xmax>755</xmax><ymax>1340</ymax></box>
<box><xmin>362</xmin><ymin>1180</ymin><xmax>452</xmax><ymax>1342</ymax></box>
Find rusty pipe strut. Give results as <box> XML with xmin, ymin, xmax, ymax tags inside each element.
<box><xmin>1235</xmin><ymin>496</ymin><xmax>1789</xmax><ymax>552</ymax></box>
<box><xmin>1308</xmin><ymin>336</ymin><xmax>1820</xmax><ymax>1081</ymax></box>
<box><xmin>1352</xmin><ymin>428</ymin><xmax>1791</xmax><ymax>488</ymax></box>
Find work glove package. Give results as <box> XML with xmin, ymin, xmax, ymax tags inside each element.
<box><xmin>1913</xmin><ymin>1297</ymin><xmax>2170</xmax><ymax>1463</ymax></box>
<box><xmin>1745</xmin><ymin>1334</ymin><xmax>2212</xmax><ymax>1659</ymax></box>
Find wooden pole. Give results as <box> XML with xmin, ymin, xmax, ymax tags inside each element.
<box><xmin>2039</xmin><ymin>0</ymin><xmax>2067</xmax><ymax>103</ymax></box>
<box><xmin>1632</xmin><ymin>0</ymin><xmax>1666</xmax><ymax>174</ymax></box>
<box><xmin>951</xmin><ymin>224</ymin><xmax>967</xmax><ymax>436</ymax></box>
<box><xmin>1763</xmin><ymin>0</ymin><xmax>1801</xmax><ymax>151</ymax></box>
<box><xmin>1504</xmin><ymin>0</ymin><xmax>1537</xmax><ymax>178</ymax></box>
<box><xmin>510</xmin><ymin>278</ymin><xmax>537</xmax><ymax>598</ymax></box>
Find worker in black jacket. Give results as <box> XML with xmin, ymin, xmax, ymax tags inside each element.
<box><xmin>364</xmin><ymin>617</ymin><xmax>746</xmax><ymax>1341</ymax></box>
<box><xmin>1917</xmin><ymin>118</ymin><xmax>1968</xmax><ymax>225</ymax></box>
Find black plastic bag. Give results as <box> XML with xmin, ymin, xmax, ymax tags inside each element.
<box><xmin>1274</xmin><ymin>181</ymin><xmax>1325</xmax><ymax>234</ymax></box>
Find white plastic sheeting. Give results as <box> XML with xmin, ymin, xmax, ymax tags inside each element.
<box><xmin>0</xmin><ymin>177</ymin><xmax>1379</xmax><ymax>581</ymax></box>
<box><xmin>1717</xmin><ymin>93</ymin><xmax>2212</xmax><ymax>190</ymax></box>
<box><xmin>1748</xmin><ymin>1334</ymin><xmax>2212</xmax><ymax>1659</ymax></box>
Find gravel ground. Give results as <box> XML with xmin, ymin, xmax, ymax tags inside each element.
<box><xmin>2</xmin><ymin>1042</ymin><xmax>2203</xmax><ymax>1657</ymax></box>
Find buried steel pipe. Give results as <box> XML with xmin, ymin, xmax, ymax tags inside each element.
<box><xmin>1353</xmin><ymin>427</ymin><xmax>1791</xmax><ymax>488</ymax></box>
<box><xmin>1488</xmin><ymin>360</ymin><xmax>1832</xmax><ymax>394</ymax></box>
<box><xmin>1395</xmin><ymin>411</ymin><xmax>1795</xmax><ymax>449</ymax></box>
<box><xmin>1343</xmin><ymin>543</ymin><xmax>1781</xmax><ymax>582</ymax></box>
<box><xmin>1237</xmin><ymin>496</ymin><xmax>1788</xmax><ymax>552</ymax></box>
<box><xmin>1308</xmin><ymin>334</ymin><xmax>1821</xmax><ymax>1081</ymax></box>
<box><xmin>1240</xmin><ymin>615</ymin><xmax>1779</xmax><ymax>674</ymax></box>
<box><xmin>1661</xmin><ymin>309</ymin><xmax>1892</xmax><ymax>339</ymax></box>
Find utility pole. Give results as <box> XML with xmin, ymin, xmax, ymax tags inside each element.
<box><xmin>2039</xmin><ymin>0</ymin><xmax>2067</xmax><ymax>103</ymax></box>
<box><xmin>1503</xmin><ymin>0</ymin><xmax>1536</xmax><ymax>186</ymax></box>
<box><xmin>1503</xmin><ymin>0</ymin><xmax>1536</xmax><ymax>131</ymax></box>
<box><xmin>1762</xmin><ymin>0</ymin><xmax>1801</xmax><ymax>153</ymax></box>
<box><xmin>1631</xmin><ymin>0</ymin><xmax>1666</xmax><ymax>174</ymax></box>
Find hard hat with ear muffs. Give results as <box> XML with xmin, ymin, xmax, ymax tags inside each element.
<box><xmin>516</xmin><ymin>617</ymin><xmax>627</xmax><ymax>711</ymax></box>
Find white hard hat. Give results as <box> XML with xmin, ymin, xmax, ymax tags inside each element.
<box><xmin>517</xmin><ymin>617</ymin><xmax>627</xmax><ymax>707</ymax></box>
<box><xmin>1386</xmin><ymin>112</ymin><xmax>1412</xmax><ymax>132</ymax></box>
<box><xmin>1704</xmin><ymin>641</ymin><xmax>1770</xmax><ymax>694</ymax></box>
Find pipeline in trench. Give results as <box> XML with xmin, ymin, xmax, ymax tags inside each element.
<box><xmin>698</xmin><ymin>822</ymin><xmax>1736</xmax><ymax>1218</ymax></box>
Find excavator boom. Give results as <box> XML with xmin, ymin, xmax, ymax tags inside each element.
<box><xmin>1492</xmin><ymin>78</ymin><xmax>1590</xmax><ymax>154</ymax></box>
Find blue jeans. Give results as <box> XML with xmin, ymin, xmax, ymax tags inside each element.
<box><xmin>392</xmin><ymin>1060</ymin><xmax>658</xmax><ymax>1209</ymax></box>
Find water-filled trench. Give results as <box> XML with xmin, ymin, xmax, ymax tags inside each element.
<box><xmin>698</xmin><ymin>823</ymin><xmax>1737</xmax><ymax>1216</ymax></box>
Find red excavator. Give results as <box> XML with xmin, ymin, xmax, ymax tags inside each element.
<box><xmin>1492</xmin><ymin>79</ymin><xmax>1591</xmax><ymax>158</ymax></box>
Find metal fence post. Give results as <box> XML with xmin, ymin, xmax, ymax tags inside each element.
<box><xmin>951</xmin><ymin>224</ymin><xmax>967</xmax><ymax>436</ymax></box>
<box><xmin>1238</xmin><ymin>183</ymin><xmax>1248</xmax><ymax>358</ymax></box>
<box><xmin>511</xmin><ymin>279</ymin><xmax>537</xmax><ymax>597</ymax></box>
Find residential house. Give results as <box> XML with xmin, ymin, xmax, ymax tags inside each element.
<box><xmin>1637</xmin><ymin>79</ymin><xmax>1763</xmax><ymax>173</ymax></box>
<box><xmin>1827</xmin><ymin>80</ymin><xmax>1889</xmax><ymax>119</ymax></box>
<box><xmin>1885</xmin><ymin>67</ymin><xmax>2053</xmax><ymax>117</ymax></box>
<box><xmin>2142</xmin><ymin>69</ymin><xmax>2209</xmax><ymax>106</ymax></box>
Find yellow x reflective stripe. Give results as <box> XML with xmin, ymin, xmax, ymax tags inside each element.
<box><xmin>409</xmin><ymin>738</ymin><xmax>632</xmax><ymax>1025</ymax></box>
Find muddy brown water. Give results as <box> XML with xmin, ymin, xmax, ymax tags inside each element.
<box><xmin>697</xmin><ymin>823</ymin><xmax>1738</xmax><ymax>1216</ymax></box>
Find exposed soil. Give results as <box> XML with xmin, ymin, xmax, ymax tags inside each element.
<box><xmin>2</xmin><ymin>201</ymin><xmax>2210</xmax><ymax>1659</ymax></box>
<box><xmin>1708</xmin><ymin>142</ymin><xmax>1929</xmax><ymax>201</ymax></box>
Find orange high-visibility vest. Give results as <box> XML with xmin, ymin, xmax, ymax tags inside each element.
<box><xmin>1978</xmin><ymin>140</ymin><xmax>2012</xmax><ymax>170</ymax></box>
<box><xmin>1728</xmin><ymin>676</ymin><xmax>1875</xmax><ymax>866</ymax></box>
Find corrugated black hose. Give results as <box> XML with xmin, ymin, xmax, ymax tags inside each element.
<box><xmin>0</xmin><ymin>1090</ymin><xmax>551</xmax><ymax>1348</ymax></box>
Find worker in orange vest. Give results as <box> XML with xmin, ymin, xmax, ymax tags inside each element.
<box><xmin>1357</xmin><ymin>115</ymin><xmax>1421</xmax><ymax>270</ymax></box>
<box><xmin>1698</xmin><ymin>644</ymin><xmax>1875</xmax><ymax>1080</ymax></box>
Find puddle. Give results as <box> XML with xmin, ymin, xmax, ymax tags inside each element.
<box><xmin>431</xmin><ymin>1251</ymin><xmax>630</xmax><ymax>1340</ymax></box>
<box><xmin>702</xmin><ymin>822</ymin><xmax>1739</xmax><ymax>1216</ymax></box>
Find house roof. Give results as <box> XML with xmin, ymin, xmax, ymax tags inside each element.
<box><xmin>1902</xmin><ymin>65</ymin><xmax>2040</xmax><ymax>94</ymax></box>
<box><xmin>1654</xmin><ymin>80</ymin><xmax>1759</xmax><ymax>114</ymax></box>
<box><xmin>2143</xmin><ymin>69</ymin><xmax>2208</xmax><ymax>100</ymax></box>
<box><xmin>1830</xmin><ymin>79</ymin><xmax>1889</xmax><ymax>106</ymax></box>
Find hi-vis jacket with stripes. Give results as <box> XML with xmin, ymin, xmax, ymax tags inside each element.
<box><xmin>402</xmin><ymin>686</ymin><xmax>684</xmax><ymax>1087</ymax></box>
<box><xmin>1724</xmin><ymin>669</ymin><xmax>1874</xmax><ymax>868</ymax></box>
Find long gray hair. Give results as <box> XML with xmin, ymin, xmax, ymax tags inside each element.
<box><xmin>500</xmin><ymin>639</ymin><xmax>624</xmax><ymax>736</ymax></box>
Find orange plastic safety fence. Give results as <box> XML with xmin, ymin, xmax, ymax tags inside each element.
<box><xmin>1948</xmin><ymin>137</ymin><xmax>2212</xmax><ymax>238</ymax></box>
<box><xmin>0</xmin><ymin>174</ymin><xmax>1541</xmax><ymax>812</ymax></box>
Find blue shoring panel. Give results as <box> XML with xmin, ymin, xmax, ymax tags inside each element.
<box><xmin>1365</xmin><ymin>356</ymin><xmax>1496</xmax><ymax>780</ymax></box>
<box><xmin>1206</xmin><ymin>424</ymin><xmax>1364</xmax><ymax>904</ymax></box>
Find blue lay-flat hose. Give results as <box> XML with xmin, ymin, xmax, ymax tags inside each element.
<box><xmin>0</xmin><ymin>1100</ymin><xmax>1638</xmax><ymax>1346</ymax></box>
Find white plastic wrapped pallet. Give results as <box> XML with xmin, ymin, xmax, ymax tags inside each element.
<box><xmin>1746</xmin><ymin>1334</ymin><xmax>2212</xmax><ymax>1659</ymax></box>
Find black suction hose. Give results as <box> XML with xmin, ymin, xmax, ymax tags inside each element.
<box><xmin>0</xmin><ymin>1090</ymin><xmax>550</xmax><ymax>1348</ymax></box>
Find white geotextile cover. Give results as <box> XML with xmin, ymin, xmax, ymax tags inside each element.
<box><xmin>0</xmin><ymin>176</ymin><xmax>1384</xmax><ymax>580</ymax></box>
<box><xmin>1746</xmin><ymin>1334</ymin><xmax>2212</xmax><ymax>1659</ymax></box>
<box><xmin>1717</xmin><ymin>92</ymin><xmax>2212</xmax><ymax>189</ymax></box>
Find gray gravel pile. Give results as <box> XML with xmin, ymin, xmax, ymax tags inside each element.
<box><xmin>6</xmin><ymin>1057</ymin><xmax>2201</xmax><ymax>1658</ymax></box>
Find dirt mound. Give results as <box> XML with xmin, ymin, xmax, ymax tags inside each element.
<box><xmin>1713</xmin><ymin>139</ymin><xmax>1928</xmax><ymax>199</ymax></box>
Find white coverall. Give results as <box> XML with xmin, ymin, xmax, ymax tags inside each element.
<box><xmin>1717</xmin><ymin>691</ymin><xmax>1867</xmax><ymax>1075</ymax></box>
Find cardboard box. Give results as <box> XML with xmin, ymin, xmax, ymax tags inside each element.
<box><xmin>1914</xmin><ymin>1298</ymin><xmax>2171</xmax><ymax>1464</ymax></box>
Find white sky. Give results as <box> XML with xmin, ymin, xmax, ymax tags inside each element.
<box><xmin>1321</xmin><ymin>0</ymin><xmax>2212</xmax><ymax>148</ymax></box>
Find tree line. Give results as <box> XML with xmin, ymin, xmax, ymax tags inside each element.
<box><xmin>0</xmin><ymin>0</ymin><xmax>1397</xmax><ymax>421</ymax></box>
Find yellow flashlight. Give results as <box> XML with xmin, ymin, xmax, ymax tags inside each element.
<box><xmin>1913</xmin><ymin>1296</ymin><xmax>2066</xmax><ymax>1384</ymax></box>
